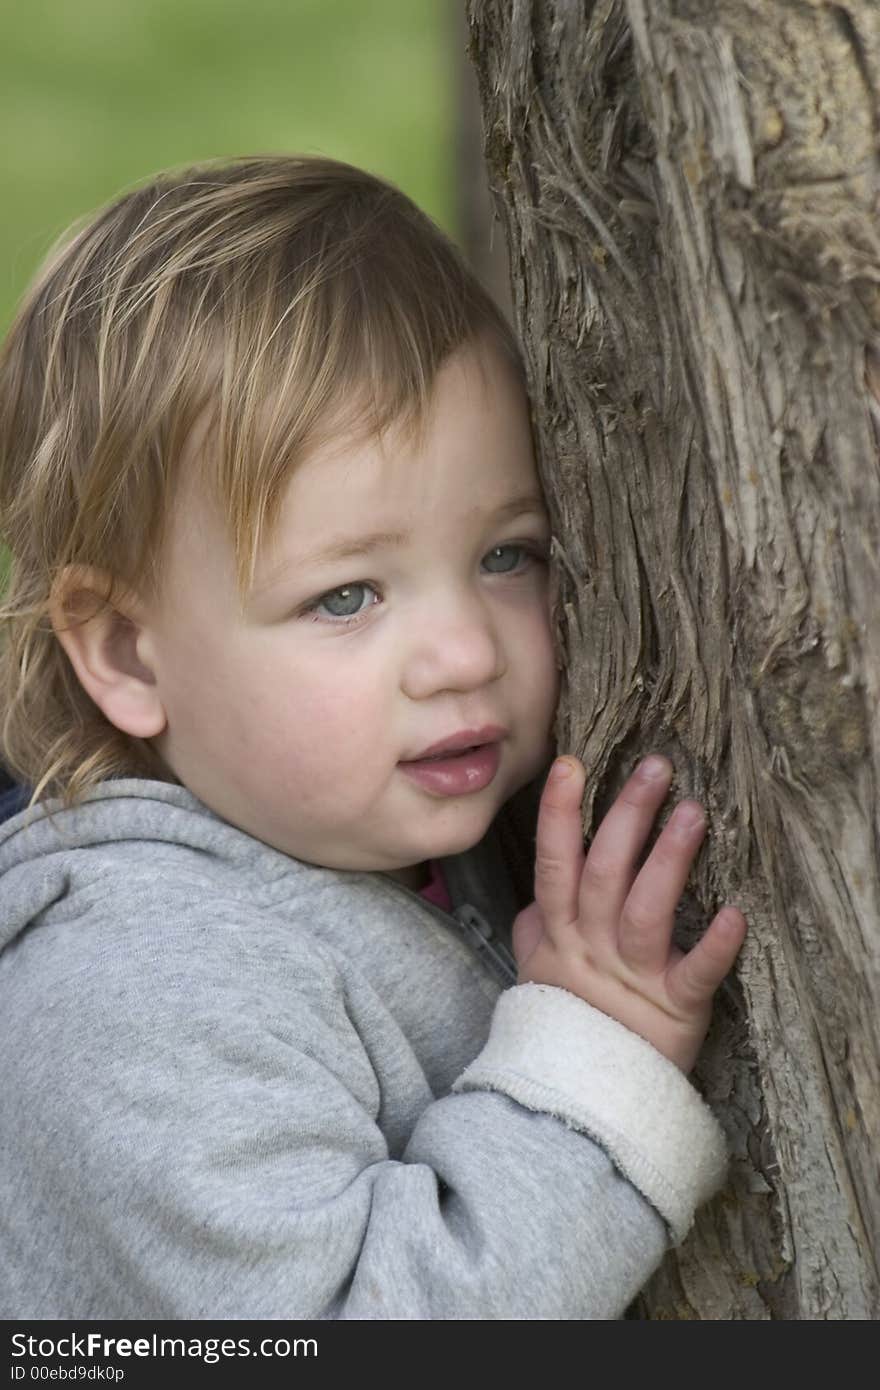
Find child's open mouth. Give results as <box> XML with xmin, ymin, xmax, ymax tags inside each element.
<box><xmin>419</xmin><ymin>745</ymin><xmax>480</xmax><ymax>761</ymax></box>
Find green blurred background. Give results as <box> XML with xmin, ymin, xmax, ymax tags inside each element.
<box><xmin>0</xmin><ymin>0</ymin><xmax>457</xmax><ymax>336</ymax></box>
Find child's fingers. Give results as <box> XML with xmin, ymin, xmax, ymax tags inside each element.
<box><xmin>667</xmin><ymin>907</ymin><xmax>747</xmax><ymax>1010</ymax></box>
<box><xmin>577</xmin><ymin>756</ymin><xmax>674</xmax><ymax>934</ymax></box>
<box><xmin>617</xmin><ymin>799</ymin><xmax>706</xmax><ymax>972</ymax></box>
<box><xmin>533</xmin><ymin>756</ymin><xmax>588</xmax><ymax>931</ymax></box>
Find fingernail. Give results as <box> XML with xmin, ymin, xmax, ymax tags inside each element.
<box><xmin>674</xmin><ymin>802</ymin><xmax>705</xmax><ymax>830</ymax></box>
<box><xmin>551</xmin><ymin>757</ymin><xmax>574</xmax><ymax>780</ymax></box>
<box><xmin>639</xmin><ymin>755</ymin><xmax>669</xmax><ymax>780</ymax></box>
<box><xmin>718</xmin><ymin>907</ymin><xmax>743</xmax><ymax>933</ymax></box>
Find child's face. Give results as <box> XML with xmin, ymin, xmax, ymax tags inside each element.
<box><xmin>139</xmin><ymin>341</ymin><xmax>559</xmax><ymax>880</ymax></box>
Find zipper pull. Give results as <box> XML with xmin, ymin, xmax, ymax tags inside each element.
<box><xmin>453</xmin><ymin>903</ymin><xmax>518</xmax><ymax>985</ymax></box>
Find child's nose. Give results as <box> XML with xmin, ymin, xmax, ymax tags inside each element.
<box><xmin>400</xmin><ymin>597</ymin><xmax>506</xmax><ymax>699</ymax></box>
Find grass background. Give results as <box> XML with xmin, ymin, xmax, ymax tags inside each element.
<box><xmin>0</xmin><ymin>0</ymin><xmax>457</xmax><ymax>591</ymax></box>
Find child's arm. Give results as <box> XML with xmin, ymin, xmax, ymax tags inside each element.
<box><xmin>512</xmin><ymin>754</ymin><xmax>747</xmax><ymax>1072</ymax></box>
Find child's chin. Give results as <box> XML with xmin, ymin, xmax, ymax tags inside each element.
<box><xmin>426</xmin><ymin>818</ymin><xmax>497</xmax><ymax>860</ymax></box>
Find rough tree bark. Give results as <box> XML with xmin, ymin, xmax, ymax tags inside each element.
<box><xmin>452</xmin><ymin>1</ymin><xmax>514</xmax><ymax>318</ymax></box>
<box><xmin>466</xmin><ymin>0</ymin><xmax>880</xmax><ymax>1319</ymax></box>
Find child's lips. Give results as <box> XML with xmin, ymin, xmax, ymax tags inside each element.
<box><xmin>398</xmin><ymin>743</ymin><xmax>502</xmax><ymax>796</ymax></box>
<box><xmin>402</xmin><ymin>725</ymin><xmax>507</xmax><ymax>762</ymax></box>
<box><xmin>417</xmin><ymin>744</ymin><xmax>479</xmax><ymax>761</ymax></box>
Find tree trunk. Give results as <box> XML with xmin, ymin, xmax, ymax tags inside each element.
<box><xmin>466</xmin><ymin>0</ymin><xmax>880</xmax><ymax>1319</ymax></box>
<box><xmin>451</xmin><ymin>0</ymin><xmax>514</xmax><ymax>320</ymax></box>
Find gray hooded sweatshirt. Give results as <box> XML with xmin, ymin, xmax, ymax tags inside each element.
<box><xmin>0</xmin><ymin>778</ymin><xmax>727</xmax><ymax>1319</ymax></box>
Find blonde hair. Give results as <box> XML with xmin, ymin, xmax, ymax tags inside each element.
<box><xmin>0</xmin><ymin>154</ymin><xmax>521</xmax><ymax>812</ymax></box>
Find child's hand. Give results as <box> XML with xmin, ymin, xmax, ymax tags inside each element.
<box><xmin>512</xmin><ymin>754</ymin><xmax>747</xmax><ymax>1072</ymax></box>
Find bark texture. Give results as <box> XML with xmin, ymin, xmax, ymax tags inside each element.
<box><xmin>452</xmin><ymin>0</ymin><xmax>514</xmax><ymax>318</ymax></box>
<box><xmin>466</xmin><ymin>0</ymin><xmax>880</xmax><ymax>1318</ymax></box>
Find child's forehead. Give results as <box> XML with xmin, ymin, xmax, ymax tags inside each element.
<box><xmin>278</xmin><ymin>350</ymin><xmax>530</xmax><ymax>499</ymax></box>
<box><xmin>254</xmin><ymin>381</ymin><xmax>541</xmax><ymax>584</ymax></box>
<box><xmin>166</xmin><ymin>338</ymin><xmax>536</xmax><ymax>592</ymax></box>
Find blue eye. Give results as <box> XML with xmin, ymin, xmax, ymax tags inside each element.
<box><xmin>302</xmin><ymin>542</ymin><xmax>547</xmax><ymax>627</ymax></box>
<box><xmin>482</xmin><ymin>544</ymin><xmax>529</xmax><ymax>574</ymax></box>
<box><xmin>311</xmin><ymin>582</ymin><xmax>378</xmax><ymax>622</ymax></box>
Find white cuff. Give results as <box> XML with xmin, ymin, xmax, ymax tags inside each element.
<box><xmin>451</xmin><ymin>982</ymin><xmax>727</xmax><ymax>1243</ymax></box>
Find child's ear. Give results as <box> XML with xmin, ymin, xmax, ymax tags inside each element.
<box><xmin>48</xmin><ymin>565</ymin><xmax>167</xmax><ymax>739</ymax></box>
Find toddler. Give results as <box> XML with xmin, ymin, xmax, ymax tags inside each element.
<box><xmin>0</xmin><ymin>155</ymin><xmax>745</xmax><ymax>1319</ymax></box>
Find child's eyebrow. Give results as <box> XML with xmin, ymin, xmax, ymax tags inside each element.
<box><xmin>254</xmin><ymin>494</ymin><xmax>547</xmax><ymax>592</ymax></box>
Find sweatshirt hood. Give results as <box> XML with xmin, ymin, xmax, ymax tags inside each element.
<box><xmin>0</xmin><ymin>780</ymin><xmax>236</xmax><ymax>954</ymax></box>
<box><xmin>0</xmin><ymin>775</ymin><xmax>532</xmax><ymax>958</ymax></box>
